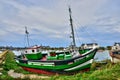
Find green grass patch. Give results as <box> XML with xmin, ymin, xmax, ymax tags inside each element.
<box><xmin>0</xmin><ymin>50</ymin><xmax>31</xmax><ymax>80</ymax></box>
<box><xmin>3</xmin><ymin>51</ymin><xmax>30</xmax><ymax>74</ymax></box>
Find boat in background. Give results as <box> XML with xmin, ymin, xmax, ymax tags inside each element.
<box><xmin>79</xmin><ymin>43</ymin><xmax>99</xmax><ymax>54</ymax></box>
<box><xmin>21</xmin><ymin>45</ymin><xmax>42</xmax><ymax>60</ymax></box>
<box><xmin>15</xmin><ymin>7</ymin><xmax>98</xmax><ymax>75</ymax></box>
<box><xmin>109</xmin><ymin>42</ymin><xmax>120</xmax><ymax>63</ymax></box>
<box><xmin>0</xmin><ymin>51</ymin><xmax>2</xmax><ymax>53</ymax></box>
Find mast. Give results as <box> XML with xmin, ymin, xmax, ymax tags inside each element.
<box><xmin>69</xmin><ymin>7</ymin><xmax>76</xmax><ymax>50</ymax></box>
<box><xmin>25</xmin><ymin>26</ymin><xmax>30</xmax><ymax>47</ymax></box>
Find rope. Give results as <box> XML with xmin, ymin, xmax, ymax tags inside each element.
<box><xmin>73</xmin><ymin>17</ymin><xmax>97</xmax><ymax>43</ymax></box>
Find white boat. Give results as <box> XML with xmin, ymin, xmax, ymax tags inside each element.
<box><xmin>109</xmin><ymin>42</ymin><xmax>120</xmax><ymax>63</ymax></box>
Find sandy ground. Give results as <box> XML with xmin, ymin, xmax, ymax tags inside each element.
<box><xmin>8</xmin><ymin>70</ymin><xmax>50</xmax><ymax>79</ymax></box>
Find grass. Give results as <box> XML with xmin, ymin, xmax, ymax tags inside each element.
<box><xmin>3</xmin><ymin>50</ymin><xmax>30</xmax><ymax>74</ymax></box>
<box><xmin>50</xmin><ymin>61</ymin><xmax>120</xmax><ymax>80</ymax></box>
<box><xmin>0</xmin><ymin>51</ymin><xmax>120</xmax><ymax>80</ymax></box>
<box><xmin>0</xmin><ymin>50</ymin><xmax>30</xmax><ymax>80</ymax></box>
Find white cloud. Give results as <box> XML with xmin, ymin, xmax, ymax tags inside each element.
<box><xmin>0</xmin><ymin>0</ymin><xmax>69</xmax><ymax>37</ymax></box>
<box><xmin>0</xmin><ymin>0</ymin><xmax>120</xmax><ymax>46</ymax></box>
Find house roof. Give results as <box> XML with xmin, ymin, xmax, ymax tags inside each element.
<box><xmin>81</xmin><ymin>43</ymin><xmax>98</xmax><ymax>46</ymax></box>
<box><xmin>114</xmin><ymin>42</ymin><xmax>120</xmax><ymax>46</ymax></box>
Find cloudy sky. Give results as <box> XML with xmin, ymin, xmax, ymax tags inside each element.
<box><xmin>0</xmin><ymin>0</ymin><xmax>120</xmax><ymax>47</ymax></box>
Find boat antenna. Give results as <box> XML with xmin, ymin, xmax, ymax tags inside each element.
<box><xmin>69</xmin><ymin>6</ymin><xmax>76</xmax><ymax>50</ymax></box>
<box><xmin>25</xmin><ymin>26</ymin><xmax>30</xmax><ymax>47</ymax></box>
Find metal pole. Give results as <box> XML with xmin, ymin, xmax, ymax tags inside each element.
<box><xmin>25</xmin><ymin>26</ymin><xmax>30</xmax><ymax>47</ymax></box>
<box><xmin>69</xmin><ymin>7</ymin><xmax>76</xmax><ymax>50</ymax></box>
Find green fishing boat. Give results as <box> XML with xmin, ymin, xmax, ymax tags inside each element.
<box><xmin>15</xmin><ymin>7</ymin><xmax>98</xmax><ymax>75</ymax></box>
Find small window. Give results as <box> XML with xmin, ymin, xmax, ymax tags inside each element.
<box><xmin>118</xmin><ymin>52</ymin><xmax>120</xmax><ymax>54</ymax></box>
<box><xmin>32</xmin><ymin>50</ymin><xmax>35</xmax><ymax>53</ymax></box>
<box><xmin>25</xmin><ymin>51</ymin><xmax>27</xmax><ymax>53</ymax></box>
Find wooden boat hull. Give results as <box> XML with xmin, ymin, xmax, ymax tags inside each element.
<box><xmin>15</xmin><ymin>48</ymin><xmax>97</xmax><ymax>74</ymax></box>
<box><xmin>109</xmin><ymin>51</ymin><xmax>120</xmax><ymax>63</ymax></box>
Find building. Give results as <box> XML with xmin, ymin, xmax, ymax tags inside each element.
<box><xmin>80</xmin><ymin>43</ymin><xmax>99</xmax><ymax>49</ymax></box>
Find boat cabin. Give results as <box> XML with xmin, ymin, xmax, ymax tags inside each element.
<box><xmin>24</xmin><ymin>45</ymin><xmax>41</xmax><ymax>54</ymax></box>
<box><xmin>112</xmin><ymin>42</ymin><xmax>120</xmax><ymax>51</ymax></box>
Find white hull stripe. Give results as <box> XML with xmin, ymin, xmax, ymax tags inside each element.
<box><xmin>28</xmin><ymin>61</ymin><xmax>54</xmax><ymax>66</ymax></box>
<box><xmin>64</xmin><ymin>59</ymin><xmax>93</xmax><ymax>71</ymax></box>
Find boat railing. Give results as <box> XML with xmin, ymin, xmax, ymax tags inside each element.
<box><xmin>82</xmin><ymin>47</ymin><xmax>98</xmax><ymax>56</ymax></box>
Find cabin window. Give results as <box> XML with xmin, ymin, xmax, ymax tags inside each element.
<box><xmin>25</xmin><ymin>51</ymin><xmax>27</xmax><ymax>53</ymax></box>
<box><xmin>118</xmin><ymin>52</ymin><xmax>120</xmax><ymax>54</ymax></box>
<box><xmin>32</xmin><ymin>50</ymin><xmax>35</xmax><ymax>53</ymax></box>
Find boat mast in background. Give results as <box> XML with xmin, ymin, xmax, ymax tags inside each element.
<box><xmin>25</xmin><ymin>26</ymin><xmax>30</xmax><ymax>47</ymax></box>
<box><xmin>69</xmin><ymin>6</ymin><xmax>76</xmax><ymax>50</ymax></box>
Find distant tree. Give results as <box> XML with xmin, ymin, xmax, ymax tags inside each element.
<box><xmin>98</xmin><ymin>47</ymin><xmax>105</xmax><ymax>50</ymax></box>
<box><xmin>106</xmin><ymin>46</ymin><xmax>112</xmax><ymax>50</ymax></box>
<box><xmin>59</xmin><ymin>47</ymin><xmax>64</xmax><ymax>50</ymax></box>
